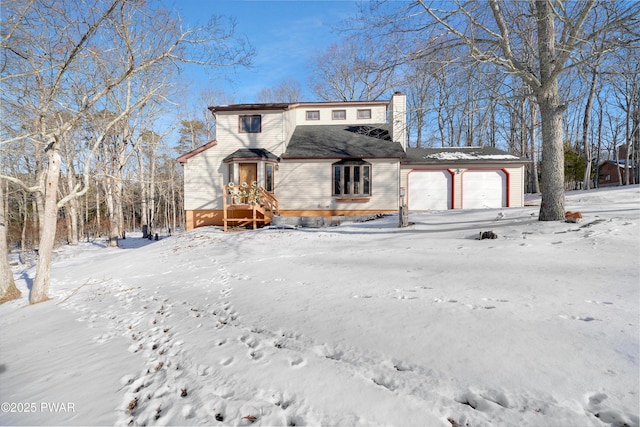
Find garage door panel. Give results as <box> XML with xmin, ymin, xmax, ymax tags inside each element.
<box><xmin>408</xmin><ymin>170</ymin><xmax>452</xmax><ymax>210</ymax></box>
<box><xmin>462</xmin><ymin>170</ymin><xmax>506</xmax><ymax>209</ymax></box>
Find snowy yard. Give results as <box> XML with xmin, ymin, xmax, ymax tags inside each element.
<box><xmin>1</xmin><ymin>186</ymin><xmax>639</xmax><ymax>427</ymax></box>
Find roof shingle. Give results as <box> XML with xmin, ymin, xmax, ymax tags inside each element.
<box><xmin>282</xmin><ymin>125</ymin><xmax>405</xmax><ymax>159</ymax></box>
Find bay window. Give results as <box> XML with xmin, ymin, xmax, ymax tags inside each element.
<box><xmin>333</xmin><ymin>160</ymin><xmax>371</xmax><ymax>197</ymax></box>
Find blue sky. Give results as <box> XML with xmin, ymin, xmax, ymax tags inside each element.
<box><xmin>171</xmin><ymin>0</ymin><xmax>362</xmax><ymax>104</ymax></box>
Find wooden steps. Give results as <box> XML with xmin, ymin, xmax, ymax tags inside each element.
<box><xmin>222</xmin><ymin>184</ymin><xmax>279</xmax><ymax>232</ymax></box>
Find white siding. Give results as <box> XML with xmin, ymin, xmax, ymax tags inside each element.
<box><xmin>184</xmin><ymin>109</ymin><xmax>290</xmax><ymax>211</ymax></box>
<box><xmin>507</xmin><ymin>165</ymin><xmax>525</xmax><ymax>207</ymax></box>
<box><xmin>293</xmin><ymin>104</ymin><xmax>387</xmax><ymax>126</ymax></box>
<box><xmin>215</xmin><ymin>110</ymin><xmax>287</xmax><ymax>155</ymax></box>
<box><xmin>276</xmin><ymin>159</ymin><xmax>399</xmax><ymax>211</ymax></box>
<box><xmin>183</xmin><ymin>147</ymin><xmax>228</xmax><ymax>210</ymax></box>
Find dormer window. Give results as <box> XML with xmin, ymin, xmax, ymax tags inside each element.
<box><xmin>332</xmin><ymin>110</ymin><xmax>346</xmax><ymax>120</ymax></box>
<box><xmin>306</xmin><ymin>110</ymin><xmax>320</xmax><ymax>120</ymax></box>
<box><xmin>239</xmin><ymin>115</ymin><xmax>261</xmax><ymax>133</ymax></box>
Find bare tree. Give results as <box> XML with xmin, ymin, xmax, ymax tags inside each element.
<box><xmin>177</xmin><ymin>120</ymin><xmax>208</xmax><ymax>153</ymax></box>
<box><xmin>358</xmin><ymin>0</ymin><xmax>638</xmax><ymax>220</ymax></box>
<box><xmin>309</xmin><ymin>36</ymin><xmax>399</xmax><ymax>101</ymax></box>
<box><xmin>580</xmin><ymin>64</ymin><xmax>600</xmax><ymax>190</ymax></box>
<box><xmin>0</xmin><ymin>0</ymin><xmax>253</xmax><ymax>303</ymax></box>
<box><xmin>256</xmin><ymin>78</ymin><xmax>303</xmax><ymax>103</ymax></box>
<box><xmin>0</xmin><ymin>180</ymin><xmax>21</xmax><ymax>304</ymax></box>
<box><xmin>609</xmin><ymin>47</ymin><xmax>640</xmax><ymax>185</ymax></box>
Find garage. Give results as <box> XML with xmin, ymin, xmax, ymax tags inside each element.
<box><xmin>408</xmin><ymin>170</ymin><xmax>452</xmax><ymax>210</ymax></box>
<box><xmin>462</xmin><ymin>170</ymin><xmax>507</xmax><ymax>209</ymax></box>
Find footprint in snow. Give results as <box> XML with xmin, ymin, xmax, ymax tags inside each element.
<box><xmin>248</xmin><ymin>350</ymin><xmax>264</xmax><ymax>361</ymax></box>
<box><xmin>559</xmin><ymin>315</ymin><xmax>599</xmax><ymax>322</ymax></box>
<box><xmin>575</xmin><ymin>316</ymin><xmax>597</xmax><ymax>322</ymax></box>
<box><xmin>220</xmin><ymin>356</ymin><xmax>234</xmax><ymax>366</ymax></box>
<box><xmin>390</xmin><ymin>360</ymin><xmax>414</xmax><ymax>373</ymax></box>
<box><xmin>454</xmin><ymin>391</ymin><xmax>500</xmax><ymax>412</ymax></box>
<box><xmin>240</xmin><ymin>335</ymin><xmax>259</xmax><ymax>349</ymax></box>
<box><xmin>586</xmin><ymin>300</ymin><xmax>613</xmax><ymax>305</ymax></box>
<box><xmin>587</xmin><ymin>392</ymin><xmax>607</xmax><ymax>406</ymax></box>
<box><xmin>371</xmin><ymin>374</ymin><xmax>398</xmax><ymax>391</ymax></box>
<box><xmin>584</xmin><ymin>392</ymin><xmax>637</xmax><ymax>426</ymax></box>
<box><xmin>289</xmin><ymin>356</ymin><xmax>306</xmax><ymax>368</ymax></box>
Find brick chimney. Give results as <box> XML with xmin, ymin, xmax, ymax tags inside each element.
<box><xmin>390</xmin><ymin>91</ymin><xmax>407</xmax><ymax>151</ymax></box>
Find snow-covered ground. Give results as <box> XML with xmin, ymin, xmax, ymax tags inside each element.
<box><xmin>1</xmin><ymin>186</ymin><xmax>639</xmax><ymax>427</ymax></box>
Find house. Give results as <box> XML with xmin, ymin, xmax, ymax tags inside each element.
<box><xmin>177</xmin><ymin>92</ymin><xmax>528</xmax><ymax>231</ymax></box>
<box><xmin>597</xmin><ymin>160</ymin><xmax>638</xmax><ymax>187</ymax></box>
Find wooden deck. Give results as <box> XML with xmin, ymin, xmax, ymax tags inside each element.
<box><xmin>222</xmin><ymin>184</ymin><xmax>278</xmax><ymax>231</ymax></box>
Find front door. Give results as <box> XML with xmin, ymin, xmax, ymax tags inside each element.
<box><xmin>239</xmin><ymin>163</ymin><xmax>257</xmax><ymax>186</ymax></box>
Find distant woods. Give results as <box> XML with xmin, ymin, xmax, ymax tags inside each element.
<box><xmin>305</xmin><ymin>1</ymin><xmax>639</xmax><ymax>196</ymax></box>
<box><xmin>0</xmin><ymin>0</ymin><xmax>254</xmax><ymax>303</ymax></box>
<box><xmin>252</xmin><ymin>2</ymin><xmax>639</xmax><ymax>195</ymax></box>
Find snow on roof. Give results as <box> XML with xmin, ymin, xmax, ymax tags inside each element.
<box><xmin>422</xmin><ymin>151</ymin><xmax>520</xmax><ymax>161</ymax></box>
<box><xmin>404</xmin><ymin>146</ymin><xmax>526</xmax><ymax>163</ymax></box>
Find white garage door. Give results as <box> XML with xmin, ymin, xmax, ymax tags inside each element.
<box><xmin>408</xmin><ymin>170</ymin><xmax>452</xmax><ymax>210</ymax></box>
<box><xmin>462</xmin><ymin>170</ymin><xmax>506</xmax><ymax>209</ymax></box>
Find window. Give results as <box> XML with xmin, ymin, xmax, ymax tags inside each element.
<box><xmin>239</xmin><ymin>115</ymin><xmax>261</xmax><ymax>133</ymax></box>
<box><xmin>357</xmin><ymin>109</ymin><xmax>371</xmax><ymax>119</ymax></box>
<box><xmin>265</xmin><ymin>164</ymin><xmax>275</xmax><ymax>192</ymax></box>
<box><xmin>332</xmin><ymin>110</ymin><xmax>346</xmax><ymax>120</ymax></box>
<box><xmin>333</xmin><ymin>161</ymin><xmax>371</xmax><ymax>196</ymax></box>
<box><xmin>306</xmin><ymin>110</ymin><xmax>320</xmax><ymax>120</ymax></box>
<box><xmin>228</xmin><ymin>163</ymin><xmax>234</xmax><ymax>182</ymax></box>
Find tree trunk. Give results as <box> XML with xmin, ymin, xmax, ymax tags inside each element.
<box><xmin>536</xmin><ymin>1</ymin><xmax>565</xmax><ymax>221</ymax></box>
<box><xmin>530</xmin><ymin>98</ymin><xmax>540</xmax><ymax>193</ymax></box>
<box><xmin>170</xmin><ymin>164</ymin><xmax>177</xmax><ymax>233</ymax></box>
<box><xmin>137</xmin><ymin>149</ymin><xmax>149</xmax><ymax>237</ymax></box>
<box><xmin>624</xmin><ymin>104</ymin><xmax>631</xmax><ymax>185</ymax></box>
<box><xmin>0</xmin><ymin>180</ymin><xmax>21</xmax><ymax>304</ymax></box>
<box><xmin>537</xmin><ymin>93</ymin><xmax>566</xmax><ymax>219</ymax></box>
<box><xmin>65</xmin><ymin>165</ymin><xmax>80</xmax><ymax>245</ymax></box>
<box><xmin>594</xmin><ymin>95</ymin><xmax>603</xmax><ymax>188</ymax></box>
<box><xmin>582</xmin><ymin>66</ymin><xmax>599</xmax><ymax>190</ymax></box>
<box><xmin>95</xmin><ymin>176</ymin><xmax>101</xmax><ymax>235</ymax></box>
<box><xmin>615</xmin><ymin>145</ymin><xmax>623</xmax><ymax>185</ymax></box>
<box><xmin>633</xmin><ymin>108</ymin><xmax>640</xmax><ymax>184</ymax></box>
<box><xmin>103</xmin><ymin>177</ymin><xmax>119</xmax><ymax>248</ymax></box>
<box><xmin>30</xmin><ymin>148</ymin><xmax>61</xmax><ymax>304</ymax></box>
<box><xmin>148</xmin><ymin>142</ymin><xmax>157</xmax><ymax>231</ymax></box>
<box><xmin>116</xmin><ymin>178</ymin><xmax>124</xmax><ymax>239</ymax></box>
<box><xmin>20</xmin><ymin>193</ymin><xmax>28</xmax><ymax>264</ymax></box>
<box><xmin>64</xmin><ymin>206</ymin><xmax>72</xmax><ymax>244</ymax></box>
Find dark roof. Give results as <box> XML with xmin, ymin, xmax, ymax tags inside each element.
<box><xmin>282</xmin><ymin>125</ymin><xmax>405</xmax><ymax>159</ymax></box>
<box><xmin>223</xmin><ymin>148</ymin><xmax>279</xmax><ymax>163</ymax></box>
<box><xmin>600</xmin><ymin>159</ymin><xmax>636</xmax><ymax>167</ymax></box>
<box><xmin>208</xmin><ymin>100</ymin><xmax>390</xmax><ymax>113</ymax></box>
<box><xmin>210</xmin><ymin>104</ymin><xmax>290</xmax><ymax>113</ymax></box>
<box><xmin>404</xmin><ymin>146</ymin><xmax>528</xmax><ymax>164</ymax></box>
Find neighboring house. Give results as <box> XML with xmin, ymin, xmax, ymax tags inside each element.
<box><xmin>177</xmin><ymin>92</ymin><xmax>528</xmax><ymax>231</ymax></box>
<box><xmin>597</xmin><ymin>160</ymin><xmax>638</xmax><ymax>187</ymax></box>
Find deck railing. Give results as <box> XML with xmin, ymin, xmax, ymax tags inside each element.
<box><xmin>222</xmin><ymin>183</ymin><xmax>278</xmax><ymax>231</ymax></box>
